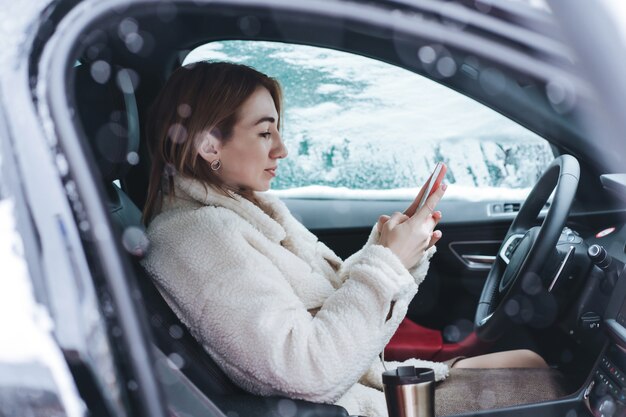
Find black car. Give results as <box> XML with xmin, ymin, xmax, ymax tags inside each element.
<box><xmin>2</xmin><ymin>0</ymin><xmax>626</xmax><ymax>416</ymax></box>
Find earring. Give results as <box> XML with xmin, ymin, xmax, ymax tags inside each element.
<box><xmin>210</xmin><ymin>159</ymin><xmax>222</xmax><ymax>171</ymax></box>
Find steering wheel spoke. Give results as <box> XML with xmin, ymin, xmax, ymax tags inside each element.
<box><xmin>478</xmin><ymin>312</ymin><xmax>494</xmax><ymax>327</ymax></box>
<box><xmin>499</xmin><ymin>233</ymin><xmax>526</xmax><ymax>265</ymax></box>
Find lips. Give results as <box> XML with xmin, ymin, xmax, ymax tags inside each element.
<box><xmin>265</xmin><ymin>167</ymin><xmax>277</xmax><ymax>177</ymax></box>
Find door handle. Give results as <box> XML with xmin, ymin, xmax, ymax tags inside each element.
<box><xmin>449</xmin><ymin>240</ymin><xmax>501</xmax><ymax>271</ymax></box>
<box><xmin>460</xmin><ymin>254</ymin><xmax>496</xmax><ymax>270</ymax></box>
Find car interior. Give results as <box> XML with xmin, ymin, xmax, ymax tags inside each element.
<box><xmin>49</xmin><ymin>1</ymin><xmax>626</xmax><ymax>416</ymax></box>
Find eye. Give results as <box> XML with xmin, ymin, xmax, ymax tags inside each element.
<box><xmin>260</xmin><ymin>131</ymin><xmax>271</xmax><ymax>139</ymax></box>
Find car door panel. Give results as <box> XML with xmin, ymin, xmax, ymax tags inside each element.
<box><xmin>285</xmin><ymin>197</ymin><xmax>518</xmax><ymax>330</ymax></box>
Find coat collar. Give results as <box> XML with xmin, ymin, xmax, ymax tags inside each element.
<box><xmin>172</xmin><ymin>176</ymin><xmax>301</xmax><ymax>245</ymax></box>
<box><xmin>170</xmin><ymin>175</ymin><xmax>342</xmax><ymax>294</ymax></box>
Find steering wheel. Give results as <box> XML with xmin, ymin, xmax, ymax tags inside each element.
<box><xmin>474</xmin><ymin>154</ymin><xmax>580</xmax><ymax>341</ymax></box>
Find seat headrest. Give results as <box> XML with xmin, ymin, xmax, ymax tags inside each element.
<box><xmin>73</xmin><ymin>63</ymin><xmax>141</xmax><ymax>182</ymax></box>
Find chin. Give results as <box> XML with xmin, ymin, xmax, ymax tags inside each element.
<box><xmin>250</xmin><ymin>181</ymin><xmax>271</xmax><ymax>192</ymax></box>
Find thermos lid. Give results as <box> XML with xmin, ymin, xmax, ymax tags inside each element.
<box><xmin>382</xmin><ymin>366</ymin><xmax>435</xmax><ymax>385</ymax></box>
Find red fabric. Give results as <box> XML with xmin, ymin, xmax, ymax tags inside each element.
<box><xmin>384</xmin><ymin>318</ymin><xmax>442</xmax><ymax>361</ymax></box>
<box><xmin>384</xmin><ymin>318</ymin><xmax>490</xmax><ymax>362</ymax></box>
<box><xmin>435</xmin><ymin>331</ymin><xmax>489</xmax><ymax>362</ymax></box>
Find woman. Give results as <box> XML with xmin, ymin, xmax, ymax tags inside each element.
<box><xmin>141</xmin><ymin>62</ymin><xmax>565</xmax><ymax>417</ymax></box>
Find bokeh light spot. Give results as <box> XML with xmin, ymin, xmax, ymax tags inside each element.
<box><xmin>168</xmin><ymin>352</ymin><xmax>185</xmax><ymax>370</ymax></box>
<box><xmin>125</xmin><ymin>32</ymin><xmax>144</xmax><ymax>54</ymax></box>
<box><xmin>437</xmin><ymin>56</ymin><xmax>457</xmax><ymax>77</ymax></box>
<box><xmin>504</xmin><ymin>299</ymin><xmax>520</xmax><ymax>317</ymax></box>
<box><xmin>178</xmin><ymin>103</ymin><xmax>192</xmax><ymax>118</ymax></box>
<box><xmin>126</xmin><ymin>151</ymin><xmax>139</xmax><ymax>165</ymax></box>
<box><xmin>169</xmin><ymin>324</ymin><xmax>184</xmax><ymax>339</ymax></box>
<box><xmin>90</xmin><ymin>60</ymin><xmax>111</xmax><ymax>84</ymax></box>
<box><xmin>521</xmin><ymin>272</ymin><xmax>542</xmax><ymax>295</ymax></box>
<box><xmin>122</xmin><ymin>226</ymin><xmax>150</xmax><ymax>257</ymax></box>
<box><xmin>443</xmin><ymin>325</ymin><xmax>461</xmax><ymax>342</ymax></box>
<box><xmin>546</xmin><ymin>80</ymin><xmax>576</xmax><ymax>114</ymax></box>
<box><xmin>168</xmin><ymin>123</ymin><xmax>188</xmax><ymax>144</ymax></box>
<box><xmin>418</xmin><ymin>46</ymin><xmax>437</xmax><ymax>64</ymax></box>
<box><xmin>479</xmin><ymin>68</ymin><xmax>506</xmax><ymax>96</ymax></box>
<box><xmin>118</xmin><ymin>18</ymin><xmax>138</xmax><ymax>40</ymax></box>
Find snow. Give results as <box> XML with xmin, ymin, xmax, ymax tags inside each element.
<box><xmin>0</xmin><ymin>0</ymin><xmax>49</xmax><ymax>68</ymax></box>
<box><xmin>270</xmin><ymin>183</ymin><xmax>530</xmax><ymax>201</ymax></box>
<box><xmin>0</xmin><ymin>199</ymin><xmax>85</xmax><ymax>416</ymax></box>
<box><xmin>184</xmin><ymin>40</ymin><xmax>554</xmax><ymax>196</ymax></box>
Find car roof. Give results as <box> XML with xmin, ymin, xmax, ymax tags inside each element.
<box><xmin>44</xmin><ymin>0</ymin><xmax>593</xmax><ymax>161</ymax></box>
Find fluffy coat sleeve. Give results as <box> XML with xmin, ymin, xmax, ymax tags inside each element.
<box><xmin>339</xmin><ymin>224</ymin><xmax>437</xmax><ymax>288</ymax></box>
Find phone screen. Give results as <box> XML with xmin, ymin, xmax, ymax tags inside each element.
<box><xmin>418</xmin><ymin>162</ymin><xmax>447</xmax><ymax>209</ymax></box>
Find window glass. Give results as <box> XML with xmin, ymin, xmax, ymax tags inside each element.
<box><xmin>184</xmin><ymin>41</ymin><xmax>554</xmax><ymax>200</ymax></box>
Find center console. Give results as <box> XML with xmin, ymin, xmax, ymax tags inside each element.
<box><xmin>585</xmin><ymin>264</ymin><xmax>626</xmax><ymax>417</ymax></box>
<box><xmin>588</xmin><ymin>345</ymin><xmax>626</xmax><ymax>417</ymax></box>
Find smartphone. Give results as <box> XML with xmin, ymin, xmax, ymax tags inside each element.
<box><xmin>417</xmin><ymin>162</ymin><xmax>447</xmax><ymax>209</ymax></box>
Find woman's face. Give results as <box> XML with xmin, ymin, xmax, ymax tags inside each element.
<box><xmin>212</xmin><ymin>86</ymin><xmax>287</xmax><ymax>192</ymax></box>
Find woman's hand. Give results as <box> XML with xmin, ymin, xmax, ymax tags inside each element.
<box><xmin>377</xmin><ymin>183</ymin><xmax>446</xmax><ymax>269</ymax></box>
<box><xmin>403</xmin><ymin>171</ymin><xmax>442</xmax><ymax>218</ymax></box>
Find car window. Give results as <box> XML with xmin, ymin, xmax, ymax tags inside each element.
<box><xmin>184</xmin><ymin>41</ymin><xmax>554</xmax><ymax>201</ymax></box>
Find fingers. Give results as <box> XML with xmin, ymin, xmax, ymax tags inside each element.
<box><xmin>432</xmin><ymin>210</ymin><xmax>442</xmax><ymax>225</ymax></box>
<box><xmin>377</xmin><ymin>215</ymin><xmax>390</xmax><ymax>231</ymax></box>
<box><xmin>404</xmin><ymin>179</ymin><xmax>430</xmax><ymax>217</ymax></box>
<box><xmin>379</xmin><ymin>211</ymin><xmax>414</xmax><ymax>231</ymax></box>
<box><xmin>428</xmin><ymin>212</ymin><xmax>443</xmax><ymax>248</ymax></box>
<box><xmin>383</xmin><ymin>212</ymin><xmax>407</xmax><ymax>231</ymax></box>
<box><xmin>380</xmin><ymin>209</ymin><xmax>442</xmax><ymax>251</ymax></box>
<box><xmin>428</xmin><ymin>229</ymin><xmax>443</xmax><ymax>249</ymax></box>
<box><xmin>412</xmin><ymin>183</ymin><xmax>447</xmax><ymax>222</ymax></box>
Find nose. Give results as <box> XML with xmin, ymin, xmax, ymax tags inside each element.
<box><xmin>271</xmin><ymin>131</ymin><xmax>288</xmax><ymax>159</ymax></box>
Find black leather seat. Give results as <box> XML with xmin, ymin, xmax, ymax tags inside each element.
<box><xmin>73</xmin><ymin>62</ymin><xmax>350</xmax><ymax>417</ymax></box>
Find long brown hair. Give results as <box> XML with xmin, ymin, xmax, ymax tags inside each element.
<box><xmin>142</xmin><ymin>61</ymin><xmax>283</xmax><ymax>224</ymax></box>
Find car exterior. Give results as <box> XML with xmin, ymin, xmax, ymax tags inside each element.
<box><xmin>1</xmin><ymin>0</ymin><xmax>626</xmax><ymax>416</ymax></box>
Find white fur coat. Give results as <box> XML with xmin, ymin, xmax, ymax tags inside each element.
<box><xmin>142</xmin><ymin>176</ymin><xmax>448</xmax><ymax>417</ymax></box>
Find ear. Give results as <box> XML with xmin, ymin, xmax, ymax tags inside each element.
<box><xmin>197</xmin><ymin>130</ymin><xmax>222</xmax><ymax>162</ymax></box>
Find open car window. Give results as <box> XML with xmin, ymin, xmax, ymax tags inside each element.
<box><xmin>185</xmin><ymin>41</ymin><xmax>555</xmax><ymax>202</ymax></box>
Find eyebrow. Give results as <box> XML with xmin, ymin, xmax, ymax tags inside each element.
<box><xmin>253</xmin><ymin>116</ymin><xmax>276</xmax><ymax>126</ymax></box>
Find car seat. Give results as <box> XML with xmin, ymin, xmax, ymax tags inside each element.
<box><xmin>73</xmin><ymin>63</ymin><xmax>350</xmax><ymax>417</ymax></box>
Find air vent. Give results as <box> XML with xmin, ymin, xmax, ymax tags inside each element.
<box><xmin>503</xmin><ymin>203</ymin><xmax>521</xmax><ymax>213</ymax></box>
<box><xmin>490</xmin><ymin>202</ymin><xmax>550</xmax><ymax>215</ymax></box>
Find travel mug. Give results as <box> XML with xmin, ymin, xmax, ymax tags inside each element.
<box><xmin>382</xmin><ymin>366</ymin><xmax>435</xmax><ymax>417</ymax></box>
